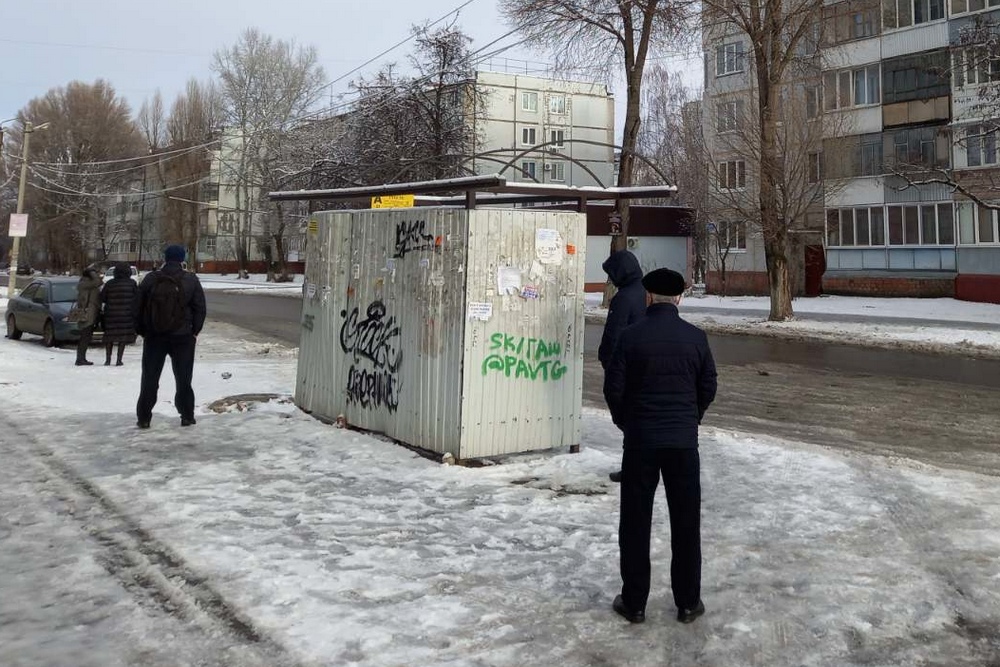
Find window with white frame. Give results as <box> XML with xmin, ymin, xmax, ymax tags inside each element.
<box><xmin>823</xmin><ymin>64</ymin><xmax>879</xmax><ymax>110</ymax></box>
<box><xmin>808</xmin><ymin>152</ymin><xmax>823</xmax><ymax>183</ymax></box>
<box><xmin>549</xmin><ymin>95</ymin><xmax>566</xmax><ymax>114</ymax></box>
<box><xmin>859</xmin><ymin>134</ymin><xmax>884</xmax><ymax>176</ymax></box>
<box><xmin>719</xmin><ymin>220</ymin><xmax>747</xmax><ymax>250</ymax></box>
<box><xmin>521</xmin><ymin>160</ymin><xmax>537</xmax><ymax>180</ymax></box>
<box><xmin>550</xmin><ymin>129</ymin><xmax>565</xmax><ymax>148</ymax></box>
<box><xmin>886</xmin><ymin>203</ymin><xmax>954</xmax><ymax>245</ymax></box>
<box><xmin>205</xmin><ymin>236</ymin><xmax>217</xmax><ymax>252</ymax></box>
<box><xmin>954</xmin><ymin>48</ymin><xmax>1000</xmax><ymax>88</ymax></box>
<box><xmin>823</xmin><ymin>1</ymin><xmax>881</xmax><ymax>45</ymax></box>
<box><xmin>956</xmin><ymin>201</ymin><xmax>1000</xmax><ymax>243</ymax></box>
<box><xmin>826</xmin><ymin>206</ymin><xmax>887</xmax><ymax>246</ymax></box>
<box><xmin>521</xmin><ymin>91</ymin><xmax>538</xmax><ymax>112</ymax></box>
<box><xmin>882</xmin><ymin>0</ymin><xmax>946</xmax><ymax>28</ymax></box>
<box><xmin>717</xmin><ymin>100</ymin><xmax>743</xmax><ymax>132</ymax></box>
<box><xmin>966</xmin><ymin>124</ymin><xmax>999</xmax><ymax>166</ymax></box>
<box><xmin>521</xmin><ymin>126</ymin><xmax>537</xmax><ymax>146</ymax></box>
<box><xmin>718</xmin><ymin>160</ymin><xmax>746</xmax><ymax>190</ymax></box>
<box><xmin>950</xmin><ymin>0</ymin><xmax>1000</xmax><ymax>14</ymax></box>
<box><xmin>806</xmin><ymin>86</ymin><xmax>821</xmax><ymax>119</ymax></box>
<box><xmin>549</xmin><ymin>161</ymin><xmax>566</xmax><ymax>181</ymax></box>
<box><xmin>715</xmin><ymin>42</ymin><xmax>746</xmax><ymax>76</ymax></box>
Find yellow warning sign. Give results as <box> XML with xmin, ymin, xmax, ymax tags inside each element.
<box><xmin>307</xmin><ymin>219</ymin><xmax>319</xmax><ymax>234</ymax></box>
<box><xmin>371</xmin><ymin>194</ymin><xmax>415</xmax><ymax>209</ymax></box>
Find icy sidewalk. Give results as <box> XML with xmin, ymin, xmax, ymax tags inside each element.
<box><xmin>1</xmin><ymin>326</ymin><xmax>999</xmax><ymax>666</ymax></box>
<box><xmin>585</xmin><ymin>292</ymin><xmax>1000</xmax><ymax>358</ymax></box>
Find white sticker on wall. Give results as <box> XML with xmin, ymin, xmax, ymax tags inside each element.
<box><xmin>467</xmin><ymin>301</ymin><xmax>493</xmax><ymax>321</ymax></box>
<box><xmin>306</xmin><ymin>283</ymin><xmax>317</xmax><ymax>298</ymax></box>
<box><xmin>497</xmin><ymin>266</ymin><xmax>522</xmax><ymax>295</ymax></box>
<box><xmin>535</xmin><ymin>228</ymin><xmax>564</xmax><ymax>265</ymax></box>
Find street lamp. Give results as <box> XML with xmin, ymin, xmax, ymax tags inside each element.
<box><xmin>7</xmin><ymin>120</ymin><xmax>50</xmax><ymax>296</ymax></box>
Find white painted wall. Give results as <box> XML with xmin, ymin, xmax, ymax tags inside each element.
<box><xmin>584</xmin><ymin>236</ymin><xmax>690</xmax><ymax>286</ymax></box>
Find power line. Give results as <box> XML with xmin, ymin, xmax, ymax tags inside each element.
<box><xmin>319</xmin><ymin>0</ymin><xmax>483</xmax><ymax>93</ymax></box>
<box><xmin>29</xmin><ymin>167</ymin><xmax>209</xmax><ymax>199</ymax></box>
<box><xmin>28</xmin><ymin>140</ymin><xmax>221</xmax><ymax>168</ymax></box>
<box><xmin>0</xmin><ymin>37</ymin><xmax>208</xmax><ymax>57</ymax></box>
<box><xmin>31</xmin><ymin>143</ymin><xmax>216</xmax><ymax>178</ymax></box>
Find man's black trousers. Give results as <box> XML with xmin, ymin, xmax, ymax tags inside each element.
<box><xmin>619</xmin><ymin>446</ymin><xmax>701</xmax><ymax>612</ymax></box>
<box><xmin>137</xmin><ymin>334</ymin><xmax>196</xmax><ymax>422</ymax></box>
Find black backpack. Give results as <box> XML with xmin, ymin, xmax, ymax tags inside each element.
<box><xmin>147</xmin><ymin>271</ymin><xmax>186</xmax><ymax>334</ymax></box>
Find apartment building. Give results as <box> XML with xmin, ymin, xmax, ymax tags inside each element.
<box><xmin>701</xmin><ymin>0</ymin><xmax>1000</xmax><ymax>303</ymax></box>
<box><xmin>469</xmin><ymin>71</ymin><xmax>617</xmax><ymax>188</ymax></box>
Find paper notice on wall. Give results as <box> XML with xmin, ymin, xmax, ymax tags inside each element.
<box><xmin>535</xmin><ymin>228</ymin><xmax>564</xmax><ymax>265</ymax></box>
<box><xmin>497</xmin><ymin>266</ymin><xmax>522</xmax><ymax>295</ymax></box>
<box><xmin>467</xmin><ymin>301</ymin><xmax>493</xmax><ymax>321</ymax></box>
<box><xmin>306</xmin><ymin>283</ymin><xmax>317</xmax><ymax>298</ymax></box>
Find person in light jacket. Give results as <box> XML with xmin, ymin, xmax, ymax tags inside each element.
<box><xmin>100</xmin><ymin>263</ymin><xmax>139</xmax><ymax>366</ymax></box>
<box><xmin>604</xmin><ymin>268</ymin><xmax>717</xmax><ymax>626</ymax></box>
<box><xmin>73</xmin><ymin>267</ymin><xmax>102</xmax><ymax>366</ymax></box>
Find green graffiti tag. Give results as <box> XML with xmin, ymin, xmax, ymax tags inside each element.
<box><xmin>481</xmin><ymin>333</ymin><xmax>567</xmax><ymax>382</ymax></box>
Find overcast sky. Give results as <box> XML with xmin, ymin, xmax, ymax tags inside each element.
<box><xmin>2</xmin><ymin>0</ymin><xmax>701</xmax><ymax>143</ymax></box>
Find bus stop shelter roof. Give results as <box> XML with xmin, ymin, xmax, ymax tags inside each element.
<box><xmin>268</xmin><ymin>174</ymin><xmax>677</xmax><ymax>209</ymax></box>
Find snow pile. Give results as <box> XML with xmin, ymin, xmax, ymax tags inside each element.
<box><xmin>199</xmin><ymin>273</ymin><xmax>304</xmax><ymax>295</ymax></box>
<box><xmin>1</xmin><ymin>323</ymin><xmax>999</xmax><ymax>665</ymax></box>
<box><xmin>585</xmin><ymin>293</ymin><xmax>1000</xmax><ymax>358</ymax></box>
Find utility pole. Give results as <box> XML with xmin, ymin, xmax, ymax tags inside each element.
<box><xmin>9</xmin><ymin>121</ymin><xmax>49</xmax><ymax>296</ymax></box>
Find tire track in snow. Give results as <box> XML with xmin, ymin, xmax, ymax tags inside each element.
<box><xmin>847</xmin><ymin>460</ymin><xmax>1000</xmax><ymax>665</ymax></box>
<box><xmin>0</xmin><ymin>415</ymin><xmax>301</xmax><ymax>667</ymax></box>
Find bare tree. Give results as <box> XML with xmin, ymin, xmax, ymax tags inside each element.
<box><xmin>499</xmin><ymin>0</ymin><xmax>692</xmax><ymax>304</ymax></box>
<box><xmin>138</xmin><ymin>91</ymin><xmax>167</xmax><ymax>153</ymax></box>
<box><xmin>702</xmin><ymin>0</ymin><xmax>832</xmax><ymax>319</ymax></box>
<box><xmin>213</xmin><ymin>28</ymin><xmax>325</xmax><ymax>280</ymax></box>
<box><xmin>635</xmin><ymin>65</ymin><xmax>709</xmax><ymax>282</ymax></box>
<box><xmin>9</xmin><ymin>80</ymin><xmax>143</xmax><ymax>271</ymax></box>
<box><xmin>156</xmin><ymin>79</ymin><xmax>224</xmax><ymax>268</ymax></box>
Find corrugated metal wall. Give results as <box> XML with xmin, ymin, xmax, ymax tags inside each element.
<box><xmin>295</xmin><ymin>207</ymin><xmax>586</xmax><ymax>460</ymax></box>
<box><xmin>459</xmin><ymin>209</ymin><xmax>585</xmax><ymax>458</ymax></box>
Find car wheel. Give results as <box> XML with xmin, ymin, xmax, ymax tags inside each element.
<box><xmin>6</xmin><ymin>314</ymin><xmax>22</xmax><ymax>340</ymax></box>
<box><xmin>42</xmin><ymin>320</ymin><xmax>56</xmax><ymax>347</ymax></box>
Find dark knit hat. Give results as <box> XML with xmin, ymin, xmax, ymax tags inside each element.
<box><xmin>641</xmin><ymin>268</ymin><xmax>686</xmax><ymax>296</ymax></box>
<box><xmin>164</xmin><ymin>245</ymin><xmax>186</xmax><ymax>262</ymax></box>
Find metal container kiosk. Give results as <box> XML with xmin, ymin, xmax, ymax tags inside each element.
<box><xmin>269</xmin><ymin>176</ymin><xmax>677</xmax><ymax>461</ymax></box>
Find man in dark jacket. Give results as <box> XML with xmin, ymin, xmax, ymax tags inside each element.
<box><xmin>135</xmin><ymin>245</ymin><xmax>207</xmax><ymax>429</ymax></box>
<box><xmin>603</xmin><ymin>267</ymin><xmax>717</xmax><ymax>626</ymax></box>
<box><xmin>598</xmin><ymin>250</ymin><xmax>647</xmax><ymax>483</ymax></box>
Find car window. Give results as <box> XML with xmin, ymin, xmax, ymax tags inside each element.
<box><xmin>20</xmin><ymin>283</ymin><xmax>40</xmax><ymax>300</ymax></box>
<box><xmin>50</xmin><ymin>282</ymin><xmax>78</xmax><ymax>303</ymax></box>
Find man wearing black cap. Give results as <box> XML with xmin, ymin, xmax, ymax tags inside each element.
<box><xmin>603</xmin><ymin>267</ymin><xmax>717</xmax><ymax>625</ymax></box>
<box><xmin>135</xmin><ymin>245</ymin><xmax>207</xmax><ymax>429</ymax></box>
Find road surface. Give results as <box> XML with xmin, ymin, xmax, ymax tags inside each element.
<box><xmin>202</xmin><ymin>291</ymin><xmax>1000</xmax><ymax>475</ymax></box>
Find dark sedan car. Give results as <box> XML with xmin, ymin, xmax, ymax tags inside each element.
<box><xmin>5</xmin><ymin>277</ymin><xmax>89</xmax><ymax>346</ymax></box>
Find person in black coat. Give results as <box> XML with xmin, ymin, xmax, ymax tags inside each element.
<box><xmin>598</xmin><ymin>250</ymin><xmax>648</xmax><ymax>483</ymax></box>
<box><xmin>100</xmin><ymin>263</ymin><xmax>139</xmax><ymax>366</ymax></box>
<box><xmin>135</xmin><ymin>245</ymin><xmax>207</xmax><ymax>429</ymax></box>
<box><xmin>603</xmin><ymin>268</ymin><xmax>717</xmax><ymax>626</ymax></box>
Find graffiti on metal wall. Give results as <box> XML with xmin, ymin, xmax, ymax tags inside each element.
<box><xmin>340</xmin><ymin>300</ymin><xmax>402</xmax><ymax>412</ymax></box>
<box><xmin>481</xmin><ymin>333</ymin><xmax>568</xmax><ymax>382</ymax></box>
<box><xmin>394</xmin><ymin>219</ymin><xmax>435</xmax><ymax>259</ymax></box>
<box><xmin>346</xmin><ymin>365</ymin><xmax>399</xmax><ymax>412</ymax></box>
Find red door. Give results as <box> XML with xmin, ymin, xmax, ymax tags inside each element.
<box><xmin>804</xmin><ymin>245</ymin><xmax>825</xmax><ymax>297</ymax></box>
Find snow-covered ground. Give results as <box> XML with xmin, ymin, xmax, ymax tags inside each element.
<box><xmin>199</xmin><ymin>273</ymin><xmax>304</xmax><ymax>295</ymax></box>
<box><xmin>586</xmin><ymin>293</ymin><xmax>1000</xmax><ymax>358</ymax></box>
<box><xmin>1</xmin><ymin>320</ymin><xmax>998</xmax><ymax>665</ymax></box>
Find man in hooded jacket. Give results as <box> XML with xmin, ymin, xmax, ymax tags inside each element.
<box><xmin>598</xmin><ymin>250</ymin><xmax>647</xmax><ymax>482</ymax></box>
